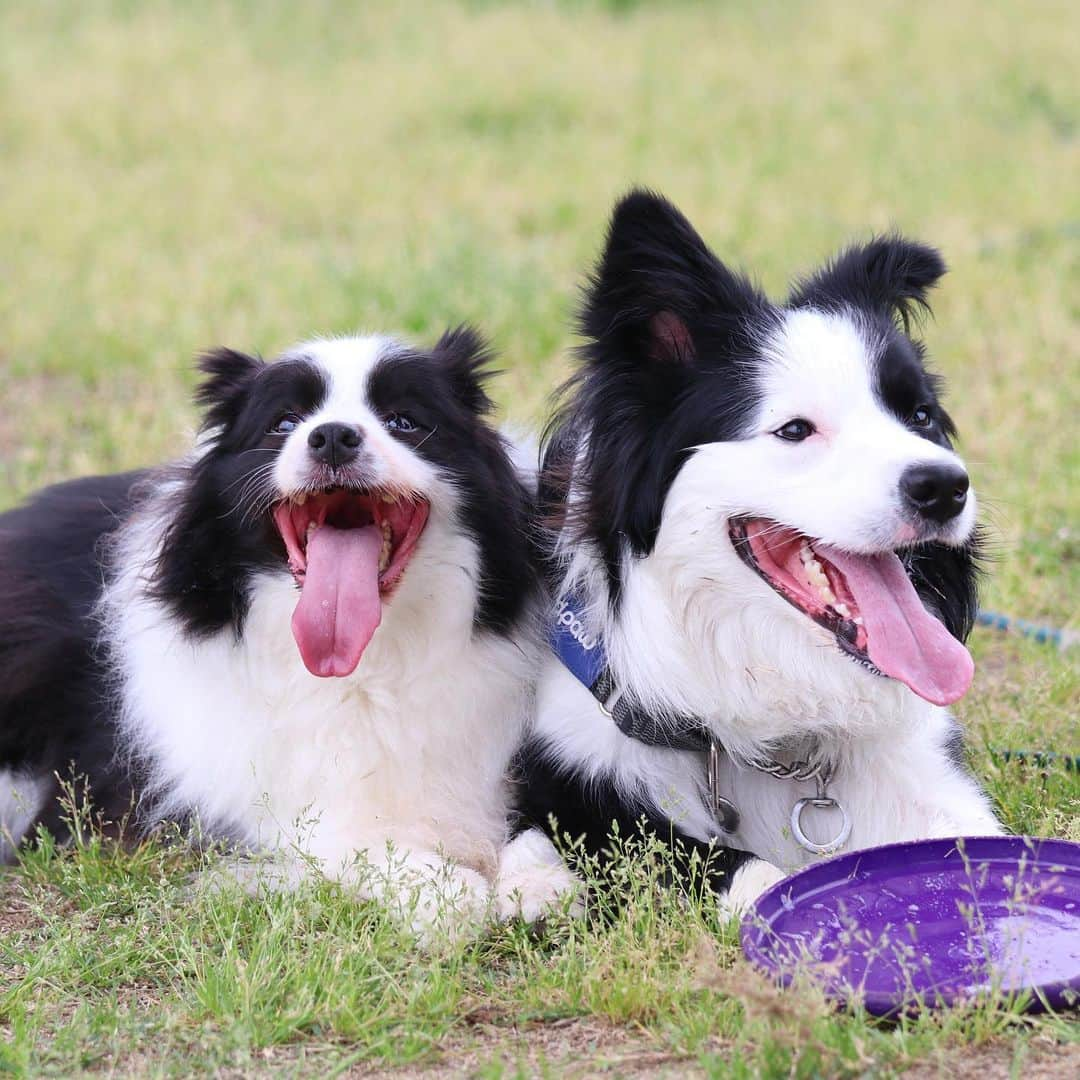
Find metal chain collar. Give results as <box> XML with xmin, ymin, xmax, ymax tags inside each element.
<box><xmin>708</xmin><ymin>742</ymin><xmax>852</xmax><ymax>857</ymax></box>
<box><xmin>747</xmin><ymin>755</ymin><xmax>834</xmax><ymax>786</ymax></box>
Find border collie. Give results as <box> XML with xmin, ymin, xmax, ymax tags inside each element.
<box><xmin>507</xmin><ymin>191</ymin><xmax>1002</xmax><ymax>912</ymax></box>
<box><xmin>0</xmin><ymin>328</ymin><xmax>541</xmax><ymax>929</ymax></box>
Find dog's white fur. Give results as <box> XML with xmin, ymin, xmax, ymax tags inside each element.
<box><xmin>100</xmin><ymin>336</ymin><xmax>541</xmax><ymax>931</ymax></box>
<box><xmin>523</xmin><ymin>309</ymin><xmax>1001</xmax><ymax>907</ymax></box>
<box><xmin>0</xmin><ymin>770</ymin><xmax>49</xmax><ymax>861</ymax></box>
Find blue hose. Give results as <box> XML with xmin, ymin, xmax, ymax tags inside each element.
<box><xmin>977</xmin><ymin>611</ymin><xmax>1078</xmax><ymax>774</ymax></box>
<box><xmin>994</xmin><ymin>749</ymin><xmax>1080</xmax><ymax>773</ymax></box>
<box><xmin>976</xmin><ymin>610</ymin><xmax>1076</xmax><ymax>650</ymax></box>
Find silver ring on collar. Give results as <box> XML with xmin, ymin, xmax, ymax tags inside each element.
<box><xmin>790</xmin><ymin>796</ymin><xmax>852</xmax><ymax>856</ymax></box>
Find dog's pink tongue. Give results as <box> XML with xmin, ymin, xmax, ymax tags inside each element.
<box><xmin>818</xmin><ymin>546</ymin><xmax>974</xmax><ymax>706</ymax></box>
<box><xmin>291</xmin><ymin>524</ymin><xmax>382</xmax><ymax>678</ymax></box>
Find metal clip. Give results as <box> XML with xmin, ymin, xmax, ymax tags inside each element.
<box><xmin>599</xmin><ymin>684</ymin><xmax>622</xmax><ymax>718</ymax></box>
<box><xmin>790</xmin><ymin>770</ymin><xmax>851</xmax><ymax>856</ymax></box>
<box><xmin>707</xmin><ymin>740</ymin><xmax>740</xmax><ymax>834</ymax></box>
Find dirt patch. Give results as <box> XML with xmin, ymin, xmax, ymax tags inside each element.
<box><xmin>349</xmin><ymin>1018</ymin><xmax>708</xmax><ymax>1079</ymax></box>
<box><xmin>341</xmin><ymin>1024</ymin><xmax>1080</xmax><ymax>1080</ymax></box>
<box><xmin>900</xmin><ymin>1037</ymin><xmax>1080</xmax><ymax>1080</ymax></box>
<box><xmin>0</xmin><ymin>874</ymin><xmax>44</xmax><ymax>937</ymax></box>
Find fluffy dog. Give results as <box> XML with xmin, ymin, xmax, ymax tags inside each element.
<box><xmin>508</xmin><ymin>191</ymin><xmax>1001</xmax><ymax>912</ymax></box>
<box><xmin>0</xmin><ymin>329</ymin><xmax>541</xmax><ymax>928</ymax></box>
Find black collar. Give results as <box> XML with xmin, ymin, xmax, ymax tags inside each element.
<box><xmin>550</xmin><ymin>590</ymin><xmax>712</xmax><ymax>753</ymax></box>
<box><xmin>591</xmin><ymin>667</ymin><xmax>713</xmax><ymax>752</ymax></box>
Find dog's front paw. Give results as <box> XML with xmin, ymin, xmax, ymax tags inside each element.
<box><xmin>718</xmin><ymin>858</ymin><xmax>785</xmax><ymax>918</ymax></box>
<box><xmin>495</xmin><ymin>829</ymin><xmax>584</xmax><ymax>923</ymax></box>
<box><xmin>497</xmin><ymin>860</ymin><xmax>584</xmax><ymax>923</ymax></box>
<box><xmin>403</xmin><ymin>863</ymin><xmax>493</xmax><ymax>943</ymax></box>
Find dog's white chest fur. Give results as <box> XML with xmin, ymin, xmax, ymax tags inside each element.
<box><xmin>105</xmin><ymin>510</ymin><xmax>533</xmax><ymax>885</ymax></box>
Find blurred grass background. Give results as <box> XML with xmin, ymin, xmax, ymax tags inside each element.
<box><xmin>0</xmin><ymin>2</ymin><xmax>1077</xmax><ymax>1073</ymax></box>
<box><xmin>2</xmin><ymin>0</ymin><xmax>1076</xmax><ymax>628</ymax></box>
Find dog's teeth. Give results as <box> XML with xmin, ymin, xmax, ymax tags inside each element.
<box><xmin>306</xmin><ymin>522</ymin><xmax>318</xmax><ymax>542</ymax></box>
<box><xmin>853</xmin><ymin>616</ymin><xmax>864</xmax><ymax>627</ymax></box>
<box><xmin>381</xmin><ymin>493</ymin><xmax>394</xmax><ymax>504</ymax></box>
<box><xmin>294</xmin><ymin>493</ymin><xmax>307</xmax><ymax>506</ymax></box>
<box><xmin>834</xmin><ymin>602</ymin><xmax>850</xmax><ymax>618</ymax></box>
<box><xmin>378</xmin><ymin>520</ymin><xmax>392</xmax><ymax>573</ymax></box>
<box><xmin>808</xmin><ymin>568</ymin><xmax>835</xmax><ymax>605</ymax></box>
<box><xmin>805</xmin><ymin>559</ymin><xmax>830</xmax><ymax>588</ymax></box>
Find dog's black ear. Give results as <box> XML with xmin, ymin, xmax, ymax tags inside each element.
<box><xmin>195</xmin><ymin>348</ymin><xmax>265</xmax><ymax>431</ymax></box>
<box><xmin>789</xmin><ymin>236</ymin><xmax>946</xmax><ymax>331</ymax></box>
<box><xmin>432</xmin><ymin>325</ymin><xmax>496</xmax><ymax>415</ymax></box>
<box><xmin>581</xmin><ymin>189</ymin><xmax>764</xmax><ymax>368</ymax></box>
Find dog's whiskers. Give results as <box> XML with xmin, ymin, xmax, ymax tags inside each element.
<box><xmin>220</xmin><ymin>463</ymin><xmax>280</xmax><ymax>523</ymax></box>
<box><xmin>220</xmin><ymin>461</ymin><xmax>277</xmax><ymax>498</ymax></box>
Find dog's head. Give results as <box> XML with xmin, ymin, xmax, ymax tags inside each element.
<box><xmin>552</xmin><ymin>190</ymin><xmax>979</xmax><ymax>708</ymax></box>
<box><xmin>156</xmin><ymin>329</ymin><xmax>533</xmax><ymax>677</ymax></box>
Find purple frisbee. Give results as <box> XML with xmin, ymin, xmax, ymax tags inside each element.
<box><xmin>740</xmin><ymin>836</ymin><xmax>1080</xmax><ymax>1016</ymax></box>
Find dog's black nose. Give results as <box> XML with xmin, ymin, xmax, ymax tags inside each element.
<box><xmin>307</xmin><ymin>422</ymin><xmax>363</xmax><ymax>467</ymax></box>
<box><xmin>900</xmin><ymin>463</ymin><xmax>969</xmax><ymax>523</ymax></box>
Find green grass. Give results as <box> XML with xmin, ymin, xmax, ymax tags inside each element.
<box><xmin>1</xmin><ymin>0</ymin><xmax>1077</xmax><ymax>1074</ymax></box>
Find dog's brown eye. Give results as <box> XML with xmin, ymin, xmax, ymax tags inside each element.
<box><xmin>271</xmin><ymin>413</ymin><xmax>302</xmax><ymax>435</ymax></box>
<box><xmin>911</xmin><ymin>406</ymin><xmax>933</xmax><ymax>428</ymax></box>
<box><xmin>774</xmin><ymin>419</ymin><xmax>815</xmax><ymax>442</ymax></box>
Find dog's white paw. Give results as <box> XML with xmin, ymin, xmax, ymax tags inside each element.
<box><xmin>398</xmin><ymin>863</ymin><xmax>493</xmax><ymax>943</ymax></box>
<box><xmin>718</xmin><ymin>858</ymin><xmax>785</xmax><ymax>918</ymax></box>
<box><xmin>497</xmin><ymin>861</ymin><xmax>584</xmax><ymax>923</ymax></box>
<box><xmin>495</xmin><ymin>829</ymin><xmax>584</xmax><ymax>923</ymax></box>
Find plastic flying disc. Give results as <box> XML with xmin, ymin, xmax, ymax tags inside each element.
<box><xmin>740</xmin><ymin>836</ymin><xmax>1080</xmax><ymax>1016</ymax></box>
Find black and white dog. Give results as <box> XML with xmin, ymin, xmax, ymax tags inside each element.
<box><xmin>0</xmin><ymin>329</ymin><xmax>543</xmax><ymax>928</ymax></box>
<box><xmin>506</xmin><ymin>191</ymin><xmax>1001</xmax><ymax>913</ymax></box>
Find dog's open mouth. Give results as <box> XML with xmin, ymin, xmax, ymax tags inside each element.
<box><xmin>729</xmin><ymin>517</ymin><xmax>973</xmax><ymax>706</ymax></box>
<box><xmin>272</xmin><ymin>489</ymin><xmax>429</xmax><ymax>679</ymax></box>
